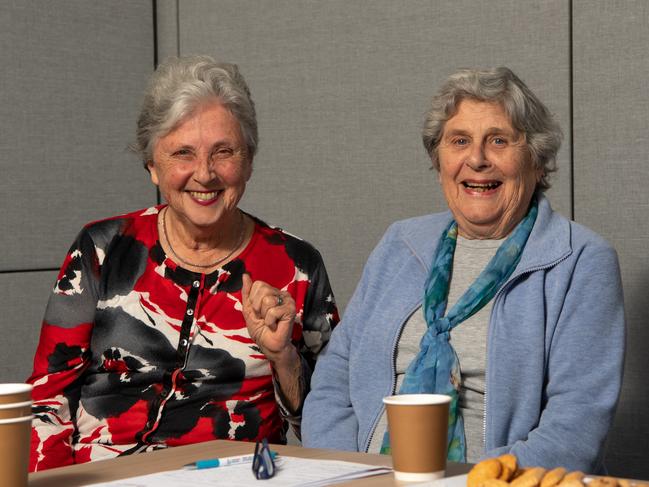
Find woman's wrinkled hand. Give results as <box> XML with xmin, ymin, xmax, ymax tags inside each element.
<box><xmin>241</xmin><ymin>273</ymin><xmax>297</xmax><ymax>364</ymax></box>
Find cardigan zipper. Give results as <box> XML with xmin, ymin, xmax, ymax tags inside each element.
<box><xmin>482</xmin><ymin>255</ymin><xmax>570</xmax><ymax>450</ymax></box>
<box><xmin>363</xmin><ymin>302</ymin><xmax>421</xmax><ymax>453</ymax></box>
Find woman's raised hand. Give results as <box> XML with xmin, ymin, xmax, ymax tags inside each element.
<box><xmin>241</xmin><ymin>273</ymin><xmax>297</xmax><ymax>363</ymax></box>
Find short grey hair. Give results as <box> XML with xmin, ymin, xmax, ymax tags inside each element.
<box><xmin>132</xmin><ymin>55</ymin><xmax>258</xmax><ymax>167</ymax></box>
<box><xmin>422</xmin><ymin>67</ymin><xmax>562</xmax><ymax>190</ymax></box>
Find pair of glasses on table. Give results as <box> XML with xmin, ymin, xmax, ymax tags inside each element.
<box><xmin>252</xmin><ymin>438</ymin><xmax>276</xmax><ymax>480</ymax></box>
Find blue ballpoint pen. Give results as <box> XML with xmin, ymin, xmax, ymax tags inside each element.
<box><xmin>184</xmin><ymin>451</ymin><xmax>278</xmax><ymax>470</ymax></box>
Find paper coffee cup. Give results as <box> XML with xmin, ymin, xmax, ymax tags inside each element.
<box><xmin>0</xmin><ymin>415</ymin><xmax>33</xmax><ymax>487</ymax></box>
<box><xmin>0</xmin><ymin>384</ymin><xmax>33</xmax><ymax>404</ymax></box>
<box><xmin>383</xmin><ymin>394</ymin><xmax>451</xmax><ymax>482</ymax></box>
<box><xmin>0</xmin><ymin>400</ymin><xmax>33</xmax><ymax>420</ymax></box>
<box><xmin>0</xmin><ymin>401</ymin><xmax>32</xmax><ymax>419</ymax></box>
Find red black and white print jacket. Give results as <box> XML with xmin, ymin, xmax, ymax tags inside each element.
<box><xmin>27</xmin><ymin>206</ymin><xmax>339</xmax><ymax>471</ymax></box>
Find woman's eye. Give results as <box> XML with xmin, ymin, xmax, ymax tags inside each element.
<box><xmin>172</xmin><ymin>149</ymin><xmax>193</xmax><ymax>158</ymax></box>
<box><xmin>492</xmin><ymin>137</ymin><xmax>507</xmax><ymax>146</ymax></box>
<box><xmin>452</xmin><ymin>138</ymin><xmax>469</xmax><ymax>146</ymax></box>
<box><xmin>212</xmin><ymin>148</ymin><xmax>235</xmax><ymax>160</ymax></box>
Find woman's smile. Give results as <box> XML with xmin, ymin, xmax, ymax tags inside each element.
<box><xmin>461</xmin><ymin>179</ymin><xmax>503</xmax><ymax>194</ymax></box>
<box><xmin>187</xmin><ymin>189</ymin><xmax>223</xmax><ymax>205</ymax></box>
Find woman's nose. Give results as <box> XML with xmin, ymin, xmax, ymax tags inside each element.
<box><xmin>193</xmin><ymin>155</ymin><xmax>216</xmax><ymax>183</ymax></box>
<box><xmin>465</xmin><ymin>143</ymin><xmax>490</xmax><ymax>170</ymax></box>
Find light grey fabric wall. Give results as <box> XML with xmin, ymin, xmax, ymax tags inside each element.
<box><xmin>175</xmin><ymin>0</ymin><xmax>572</xmax><ymax>311</ymax></box>
<box><xmin>573</xmin><ymin>1</ymin><xmax>649</xmax><ymax>478</ymax></box>
<box><xmin>156</xmin><ymin>0</ymin><xmax>180</xmax><ymax>61</ymax></box>
<box><xmin>0</xmin><ymin>2</ymin><xmax>155</xmax><ymax>381</ymax></box>
<box><xmin>1</xmin><ymin>272</ymin><xmax>58</xmax><ymax>382</ymax></box>
<box><xmin>0</xmin><ymin>1</ymin><xmax>156</xmax><ymax>270</ymax></box>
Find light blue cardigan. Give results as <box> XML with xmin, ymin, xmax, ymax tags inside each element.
<box><xmin>302</xmin><ymin>195</ymin><xmax>625</xmax><ymax>473</ymax></box>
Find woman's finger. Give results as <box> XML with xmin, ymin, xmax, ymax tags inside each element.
<box><xmin>263</xmin><ymin>300</ymin><xmax>295</xmax><ymax>327</ymax></box>
<box><xmin>260</xmin><ymin>309</ymin><xmax>294</xmax><ymax>350</ymax></box>
<box><xmin>240</xmin><ymin>273</ymin><xmax>260</xmax><ymax>325</ymax></box>
<box><xmin>241</xmin><ymin>273</ymin><xmax>253</xmax><ymax>306</ymax></box>
<box><xmin>246</xmin><ymin>280</ymin><xmax>277</xmax><ymax>315</ymax></box>
<box><xmin>259</xmin><ymin>293</ymin><xmax>280</xmax><ymax>318</ymax></box>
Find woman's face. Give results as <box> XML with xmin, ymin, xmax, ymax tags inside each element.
<box><xmin>148</xmin><ymin>101</ymin><xmax>252</xmax><ymax>233</ymax></box>
<box><xmin>437</xmin><ymin>99</ymin><xmax>541</xmax><ymax>239</ymax></box>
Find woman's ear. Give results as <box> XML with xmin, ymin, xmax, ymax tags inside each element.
<box><xmin>146</xmin><ymin>160</ymin><xmax>159</xmax><ymax>185</ymax></box>
<box><xmin>245</xmin><ymin>157</ymin><xmax>253</xmax><ymax>182</ymax></box>
<box><xmin>434</xmin><ymin>158</ymin><xmax>442</xmax><ymax>183</ymax></box>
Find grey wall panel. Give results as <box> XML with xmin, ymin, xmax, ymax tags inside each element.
<box><xmin>0</xmin><ymin>271</ymin><xmax>58</xmax><ymax>383</ymax></box>
<box><xmin>573</xmin><ymin>1</ymin><xmax>649</xmax><ymax>478</ymax></box>
<box><xmin>0</xmin><ymin>1</ymin><xmax>157</xmax><ymax>271</ymax></box>
<box><xmin>177</xmin><ymin>0</ymin><xmax>572</xmax><ymax>311</ymax></box>
<box><xmin>156</xmin><ymin>0</ymin><xmax>180</xmax><ymax>62</ymax></box>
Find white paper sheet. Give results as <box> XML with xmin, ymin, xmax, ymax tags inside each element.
<box><xmin>83</xmin><ymin>456</ymin><xmax>393</xmax><ymax>487</ymax></box>
<box><xmin>417</xmin><ymin>474</ymin><xmax>468</xmax><ymax>487</ymax></box>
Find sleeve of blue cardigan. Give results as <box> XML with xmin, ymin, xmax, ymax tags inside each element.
<box><xmin>488</xmin><ymin>239</ymin><xmax>626</xmax><ymax>473</ymax></box>
<box><xmin>302</xmin><ymin>224</ymin><xmax>398</xmax><ymax>451</ymax></box>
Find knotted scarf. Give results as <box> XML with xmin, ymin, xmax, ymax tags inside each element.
<box><xmin>380</xmin><ymin>200</ymin><xmax>538</xmax><ymax>460</ymax></box>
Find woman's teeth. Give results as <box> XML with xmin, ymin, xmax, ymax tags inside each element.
<box><xmin>189</xmin><ymin>191</ymin><xmax>219</xmax><ymax>200</ymax></box>
<box><xmin>463</xmin><ymin>182</ymin><xmax>501</xmax><ymax>192</ymax></box>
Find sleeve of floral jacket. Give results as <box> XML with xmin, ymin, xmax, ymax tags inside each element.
<box><xmin>27</xmin><ymin>227</ymin><xmax>101</xmax><ymax>471</ymax></box>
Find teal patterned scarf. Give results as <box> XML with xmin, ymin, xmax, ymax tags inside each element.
<box><xmin>380</xmin><ymin>200</ymin><xmax>538</xmax><ymax>460</ymax></box>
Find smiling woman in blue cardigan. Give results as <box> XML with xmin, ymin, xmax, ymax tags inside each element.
<box><xmin>302</xmin><ymin>67</ymin><xmax>625</xmax><ymax>473</ymax></box>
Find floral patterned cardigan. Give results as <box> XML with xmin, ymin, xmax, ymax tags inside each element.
<box><xmin>28</xmin><ymin>206</ymin><xmax>338</xmax><ymax>471</ymax></box>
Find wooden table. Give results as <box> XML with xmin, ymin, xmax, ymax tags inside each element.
<box><xmin>28</xmin><ymin>440</ymin><xmax>471</xmax><ymax>486</ymax></box>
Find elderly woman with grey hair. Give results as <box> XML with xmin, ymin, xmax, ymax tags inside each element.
<box><xmin>303</xmin><ymin>67</ymin><xmax>624</xmax><ymax>473</ymax></box>
<box><xmin>28</xmin><ymin>55</ymin><xmax>338</xmax><ymax>471</ymax></box>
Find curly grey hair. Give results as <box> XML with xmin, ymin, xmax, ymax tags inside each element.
<box><xmin>132</xmin><ymin>55</ymin><xmax>258</xmax><ymax>167</ymax></box>
<box><xmin>422</xmin><ymin>67</ymin><xmax>562</xmax><ymax>190</ymax></box>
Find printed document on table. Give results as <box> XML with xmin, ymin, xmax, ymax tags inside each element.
<box><xmin>83</xmin><ymin>456</ymin><xmax>393</xmax><ymax>486</ymax></box>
